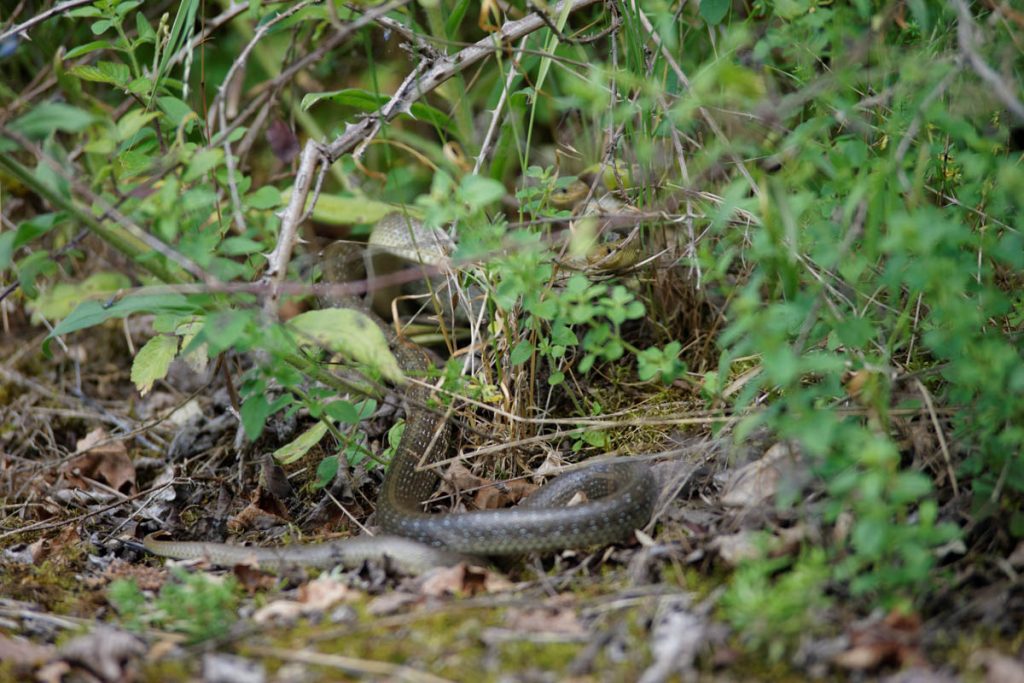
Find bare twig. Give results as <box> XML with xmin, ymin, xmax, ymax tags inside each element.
<box><xmin>952</xmin><ymin>0</ymin><xmax>1024</xmax><ymax>123</ymax></box>
<box><xmin>0</xmin><ymin>0</ymin><xmax>92</xmax><ymax>44</ymax></box>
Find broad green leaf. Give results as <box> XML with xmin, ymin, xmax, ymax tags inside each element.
<box><xmin>131</xmin><ymin>334</ymin><xmax>179</xmax><ymax>396</ymax></box>
<box><xmin>63</xmin><ymin>40</ymin><xmax>114</xmax><ymax>59</ymax></box>
<box><xmin>68</xmin><ymin>61</ymin><xmax>131</xmax><ymax>86</ymax></box>
<box><xmin>324</xmin><ymin>398</ymin><xmax>376</xmax><ymax>425</ymax></box>
<box><xmin>157</xmin><ymin>97</ymin><xmax>195</xmax><ymax>128</ymax></box>
<box><xmin>49</xmin><ymin>294</ymin><xmax>196</xmax><ymax>338</ymax></box>
<box><xmin>116</xmin><ymin>109</ymin><xmax>160</xmax><ymax>142</ymax></box>
<box><xmin>10</xmin><ymin>103</ymin><xmax>95</xmax><ymax>139</ymax></box>
<box><xmin>274</xmin><ymin>421</ymin><xmax>329</xmax><ymax>465</ymax></box>
<box><xmin>289</xmin><ymin>308</ymin><xmax>403</xmax><ymax>384</ymax></box>
<box><xmin>700</xmin><ymin>0</ymin><xmax>730</xmax><ymax>24</ymax></box>
<box><xmin>183</xmin><ymin>148</ymin><xmax>224</xmax><ymax>182</ymax></box>
<box><xmin>219</xmin><ymin>237</ymin><xmax>264</xmax><ymax>256</ymax></box>
<box><xmin>314</xmin><ymin>455</ymin><xmax>340</xmax><ymax>489</ymax></box>
<box><xmin>16</xmin><ymin>251</ymin><xmax>57</xmax><ymax>299</ymax></box>
<box><xmin>115</xmin><ymin>149</ymin><xmax>153</xmax><ymax>177</ymax></box>
<box><xmin>244</xmin><ymin>185</ymin><xmax>282</xmax><ymax>210</ymax></box>
<box><xmin>510</xmin><ymin>339</ymin><xmax>534</xmax><ymax>366</ymax></box>
<box><xmin>459</xmin><ymin>175</ymin><xmax>505</xmax><ymax>209</ymax></box>
<box><xmin>30</xmin><ymin>272</ymin><xmax>132</xmax><ymax>323</ymax></box>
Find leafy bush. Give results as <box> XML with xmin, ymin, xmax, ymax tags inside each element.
<box><xmin>2</xmin><ymin>0</ymin><xmax>1022</xmax><ymax>659</ymax></box>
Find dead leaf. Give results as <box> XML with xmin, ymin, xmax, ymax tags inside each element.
<box><xmin>102</xmin><ymin>558</ymin><xmax>166</xmax><ymax>591</ymax></box>
<box><xmin>0</xmin><ymin>634</ymin><xmax>54</xmax><ymax>671</ymax></box>
<box><xmin>506</xmin><ymin>597</ymin><xmax>585</xmax><ymax>637</ymax></box>
<box><xmin>419</xmin><ymin>562</ymin><xmax>512</xmax><ymax>597</ymax></box>
<box><xmin>58</xmin><ymin>627</ymin><xmax>146</xmax><ymax>682</ymax></box>
<box><xmin>61</xmin><ymin>427</ymin><xmax>136</xmax><ymax>494</ymax></box>
<box><xmin>973</xmin><ymin>650</ymin><xmax>1024</xmax><ymax>683</ymax></box>
<box><xmin>834</xmin><ymin>610</ymin><xmax>925</xmax><ymax>671</ymax></box>
<box><xmin>639</xmin><ymin>596</ymin><xmax>708</xmax><ymax>683</ymax></box>
<box><xmin>720</xmin><ymin>442</ymin><xmax>800</xmax><ymax>508</ymax></box>
<box><xmin>708</xmin><ymin>530</ymin><xmax>764</xmax><ymax>566</ymax></box>
<box><xmin>474</xmin><ymin>479</ymin><xmax>537</xmax><ymax>510</ymax></box>
<box><xmin>253</xmin><ymin>576</ymin><xmax>354</xmax><ymax>623</ymax></box>
<box><xmin>367</xmin><ymin>591</ymin><xmax>422</xmax><ymax>617</ymax></box>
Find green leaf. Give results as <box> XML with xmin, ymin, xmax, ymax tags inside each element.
<box><xmin>183</xmin><ymin>148</ymin><xmax>224</xmax><ymax>182</ymax></box>
<box><xmin>314</xmin><ymin>455</ymin><xmax>340</xmax><ymax>490</ymax></box>
<box><xmin>700</xmin><ymin>0</ymin><xmax>730</xmax><ymax>24</ymax></box>
<box><xmin>9</xmin><ymin>103</ymin><xmax>95</xmax><ymax>139</ymax></box>
<box><xmin>116</xmin><ymin>109</ymin><xmax>160</xmax><ymax>142</ymax></box>
<box><xmin>274</xmin><ymin>421</ymin><xmax>329</xmax><ymax>465</ymax></box>
<box><xmin>68</xmin><ymin>61</ymin><xmax>131</xmax><ymax>86</ymax></box>
<box><xmin>30</xmin><ymin>272</ymin><xmax>132</xmax><ymax>323</ymax></box>
<box><xmin>63</xmin><ymin>40</ymin><xmax>114</xmax><ymax>59</ymax></box>
<box><xmin>244</xmin><ymin>185</ymin><xmax>282</xmax><ymax>210</ymax></box>
<box><xmin>510</xmin><ymin>339</ymin><xmax>534</xmax><ymax>366</ymax></box>
<box><xmin>459</xmin><ymin>175</ymin><xmax>506</xmax><ymax>209</ymax></box>
<box><xmin>300</xmin><ymin>88</ymin><xmax>453</xmax><ymax>130</ymax></box>
<box><xmin>219</xmin><ymin>237</ymin><xmax>264</xmax><ymax>256</ymax></box>
<box><xmin>289</xmin><ymin>308</ymin><xmax>404</xmax><ymax>383</ymax></box>
<box><xmin>157</xmin><ymin>97</ymin><xmax>194</xmax><ymax>127</ymax></box>
<box><xmin>16</xmin><ymin>251</ymin><xmax>58</xmax><ymax>299</ymax></box>
<box><xmin>131</xmin><ymin>334</ymin><xmax>179</xmax><ymax>396</ymax></box>
<box><xmin>49</xmin><ymin>294</ymin><xmax>196</xmax><ymax>338</ymax></box>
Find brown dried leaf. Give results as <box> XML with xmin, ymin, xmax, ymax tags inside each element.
<box><xmin>61</xmin><ymin>427</ymin><xmax>136</xmax><ymax>494</ymax></box>
<box><xmin>506</xmin><ymin>598</ymin><xmax>585</xmax><ymax>636</ymax></box>
<box><xmin>720</xmin><ymin>442</ymin><xmax>801</xmax><ymax>508</ymax></box>
<box><xmin>973</xmin><ymin>650</ymin><xmax>1024</xmax><ymax>683</ymax></box>
<box><xmin>367</xmin><ymin>591</ymin><xmax>422</xmax><ymax>617</ymax></box>
<box><xmin>58</xmin><ymin>627</ymin><xmax>146</xmax><ymax>682</ymax></box>
<box><xmin>0</xmin><ymin>634</ymin><xmax>54</xmax><ymax>671</ymax></box>
<box><xmin>102</xmin><ymin>558</ymin><xmax>166</xmax><ymax>591</ymax></box>
<box><xmin>253</xmin><ymin>576</ymin><xmax>354</xmax><ymax>623</ymax></box>
<box><xmin>419</xmin><ymin>562</ymin><xmax>512</xmax><ymax>597</ymax></box>
<box><xmin>834</xmin><ymin>610</ymin><xmax>925</xmax><ymax>671</ymax></box>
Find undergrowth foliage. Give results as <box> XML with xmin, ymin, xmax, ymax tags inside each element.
<box><xmin>1</xmin><ymin>0</ymin><xmax>1022</xmax><ymax>657</ymax></box>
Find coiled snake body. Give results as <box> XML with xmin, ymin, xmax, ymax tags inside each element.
<box><xmin>145</xmin><ymin>214</ymin><xmax>657</xmax><ymax>572</ymax></box>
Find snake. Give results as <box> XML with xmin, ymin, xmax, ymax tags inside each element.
<box><xmin>144</xmin><ymin>213</ymin><xmax>657</xmax><ymax>572</ymax></box>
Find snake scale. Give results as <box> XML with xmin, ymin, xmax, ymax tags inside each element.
<box><xmin>144</xmin><ymin>213</ymin><xmax>657</xmax><ymax>572</ymax></box>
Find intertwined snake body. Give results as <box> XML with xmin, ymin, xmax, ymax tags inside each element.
<box><xmin>144</xmin><ymin>214</ymin><xmax>657</xmax><ymax>571</ymax></box>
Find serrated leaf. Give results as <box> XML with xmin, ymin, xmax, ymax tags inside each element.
<box><xmin>289</xmin><ymin>308</ymin><xmax>404</xmax><ymax>384</ymax></box>
<box><xmin>274</xmin><ymin>421</ymin><xmax>329</xmax><ymax>465</ymax></box>
<box><xmin>131</xmin><ymin>334</ymin><xmax>179</xmax><ymax>396</ymax></box>
<box><xmin>68</xmin><ymin>61</ymin><xmax>131</xmax><ymax>86</ymax></box>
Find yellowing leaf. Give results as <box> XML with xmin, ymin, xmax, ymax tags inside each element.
<box><xmin>29</xmin><ymin>272</ymin><xmax>131</xmax><ymax>323</ymax></box>
<box><xmin>274</xmin><ymin>421</ymin><xmax>329</xmax><ymax>465</ymax></box>
<box><xmin>280</xmin><ymin>188</ymin><xmax>412</xmax><ymax>226</ymax></box>
<box><xmin>131</xmin><ymin>334</ymin><xmax>179</xmax><ymax>396</ymax></box>
<box><xmin>288</xmin><ymin>308</ymin><xmax>404</xmax><ymax>384</ymax></box>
